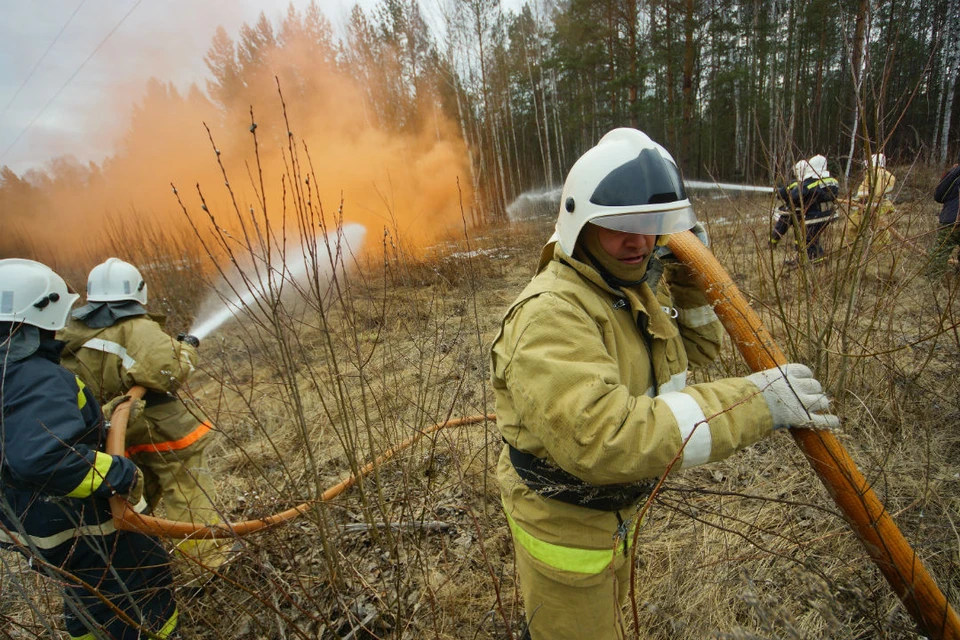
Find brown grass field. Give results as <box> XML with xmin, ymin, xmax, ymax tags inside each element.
<box><xmin>3</xmin><ymin>162</ymin><xmax>960</xmax><ymax>639</ymax></box>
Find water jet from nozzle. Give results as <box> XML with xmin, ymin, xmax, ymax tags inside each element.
<box><xmin>188</xmin><ymin>223</ymin><xmax>366</xmax><ymax>341</ymax></box>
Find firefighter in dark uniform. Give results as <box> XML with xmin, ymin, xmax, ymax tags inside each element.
<box><xmin>0</xmin><ymin>258</ymin><xmax>178</xmax><ymax>639</ymax></box>
<box><xmin>770</xmin><ymin>155</ymin><xmax>840</xmax><ymax>263</ymax></box>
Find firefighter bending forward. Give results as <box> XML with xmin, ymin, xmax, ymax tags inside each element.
<box><xmin>58</xmin><ymin>258</ymin><xmax>232</xmax><ymax>576</ymax></box>
<box><xmin>490</xmin><ymin>129</ymin><xmax>840</xmax><ymax>639</ymax></box>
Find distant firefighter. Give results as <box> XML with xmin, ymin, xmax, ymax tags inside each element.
<box><xmin>770</xmin><ymin>155</ymin><xmax>840</xmax><ymax>264</ymax></box>
<box><xmin>927</xmin><ymin>162</ymin><xmax>960</xmax><ymax>278</ymax></box>
<box><xmin>58</xmin><ymin>258</ymin><xmax>234</xmax><ymax>579</ymax></box>
<box><xmin>0</xmin><ymin>258</ymin><xmax>177</xmax><ymax>639</ymax></box>
<box><xmin>846</xmin><ymin>153</ymin><xmax>895</xmax><ymax>248</ymax></box>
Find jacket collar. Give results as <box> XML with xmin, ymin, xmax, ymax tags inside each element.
<box><xmin>72</xmin><ymin>301</ymin><xmax>147</xmax><ymax>328</ymax></box>
<box><xmin>547</xmin><ymin>244</ymin><xmax>678</xmax><ymax>340</ymax></box>
<box><xmin>0</xmin><ymin>324</ymin><xmax>64</xmax><ymax>364</ymax></box>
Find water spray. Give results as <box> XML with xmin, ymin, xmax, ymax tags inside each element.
<box><xmin>684</xmin><ymin>180</ymin><xmax>774</xmax><ymax>193</ymax></box>
<box><xmin>188</xmin><ymin>223</ymin><xmax>366</xmax><ymax>341</ymax></box>
<box><xmin>505</xmin><ymin>181</ymin><xmax>774</xmax><ymax>222</ymax></box>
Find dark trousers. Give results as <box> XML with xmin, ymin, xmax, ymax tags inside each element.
<box><xmin>772</xmin><ymin>212</ymin><xmax>832</xmax><ymax>261</ymax></box>
<box><xmin>33</xmin><ymin>530</ymin><xmax>176</xmax><ymax>639</ymax></box>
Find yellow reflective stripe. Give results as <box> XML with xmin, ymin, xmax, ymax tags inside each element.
<box><xmin>156</xmin><ymin>608</ymin><xmax>179</xmax><ymax>639</ymax></box>
<box><xmin>66</xmin><ymin>608</ymin><xmax>177</xmax><ymax>640</ymax></box>
<box><xmin>808</xmin><ymin>178</ymin><xmax>839</xmax><ymax>189</ymax></box>
<box><xmin>75</xmin><ymin>376</ymin><xmax>87</xmax><ymax>410</ymax></box>
<box><xmin>503</xmin><ymin>506</ymin><xmax>616</xmax><ymax>575</ymax></box>
<box><xmin>65</xmin><ymin>452</ymin><xmax>114</xmax><ymax>498</ymax></box>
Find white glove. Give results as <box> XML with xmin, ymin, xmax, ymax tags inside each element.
<box><xmin>745</xmin><ymin>363</ymin><xmax>839</xmax><ymax>430</ymax></box>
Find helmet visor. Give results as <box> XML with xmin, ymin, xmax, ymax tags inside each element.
<box><xmin>590</xmin><ymin>202</ymin><xmax>697</xmax><ymax>236</ymax></box>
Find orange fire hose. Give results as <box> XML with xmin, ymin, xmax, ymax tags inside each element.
<box><xmin>666</xmin><ymin>230</ymin><xmax>959</xmax><ymax>640</ymax></box>
<box><xmin>106</xmin><ymin>388</ymin><xmax>492</xmax><ymax>538</ymax></box>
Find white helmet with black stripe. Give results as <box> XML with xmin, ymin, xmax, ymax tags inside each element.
<box><xmin>553</xmin><ymin>128</ymin><xmax>696</xmax><ymax>256</ymax></box>
<box><xmin>0</xmin><ymin>259</ymin><xmax>80</xmax><ymax>330</ymax></box>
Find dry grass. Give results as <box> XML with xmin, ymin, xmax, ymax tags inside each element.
<box><xmin>4</xmin><ymin>163</ymin><xmax>960</xmax><ymax>639</ymax></box>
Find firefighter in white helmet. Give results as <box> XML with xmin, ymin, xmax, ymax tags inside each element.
<box><xmin>846</xmin><ymin>153</ymin><xmax>896</xmax><ymax>248</ymax></box>
<box><xmin>770</xmin><ymin>154</ymin><xmax>841</xmax><ymax>264</ymax></box>
<box><xmin>57</xmin><ymin>258</ymin><xmax>234</xmax><ymax>579</ymax></box>
<box><xmin>0</xmin><ymin>258</ymin><xmax>178</xmax><ymax>638</ymax></box>
<box><xmin>491</xmin><ymin>129</ymin><xmax>838</xmax><ymax>639</ymax></box>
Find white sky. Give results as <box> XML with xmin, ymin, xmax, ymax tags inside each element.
<box><xmin>0</xmin><ymin>0</ymin><xmax>517</xmax><ymax>177</ymax></box>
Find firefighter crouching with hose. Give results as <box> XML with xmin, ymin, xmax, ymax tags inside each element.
<box><xmin>0</xmin><ymin>258</ymin><xmax>178</xmax><ymax>639</ymax></box>
<box><xmin>490</xmin><ymin>128</ymin><xmax>840</xmax><ymax>640</ymax></box>
<box><xmin>57</xmin><ymin>258</ymin><xmax>234</xmax><ymax>580</ymax></box>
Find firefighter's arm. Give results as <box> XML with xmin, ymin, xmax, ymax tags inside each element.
<box><xmin>499</xmin><ymin>297</ymin><xmax>770</xmax><ymax>485</ymax></box>
<box><xmin>122</xmin><ymin>318</ymin><xmax>198</xmax><ymax>392</ymax></box>
<box><xmin>3</xmin><ymin>373</ymin><xmax>137</xmax><ymax>499</ymax></box>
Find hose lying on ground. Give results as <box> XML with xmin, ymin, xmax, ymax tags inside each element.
<box><xmin>106</xmin><ymin>392</ymin><xmax>492</xmax><ymax>538</ymax></box>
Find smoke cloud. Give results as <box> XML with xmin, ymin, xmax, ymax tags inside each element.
<box><xmin>4</xmin><ymin>10</ymin><xmax>473</xmax><ymax>271</ymax></box>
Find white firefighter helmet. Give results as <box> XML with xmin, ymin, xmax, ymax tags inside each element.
<box><xmin>0</xmin><ymin>259</ymin><xmax>80</xmax><ymax>330</ymax></box>
<box><xmin>793</xmin><ymin>159</ymin><xmax>808</xmax><ymax>183</ymax></box>
<box><xmin>870</xmin><ymin>153</ymin><xmax>886</xmax><ymax>168</ymax></box>
<box><xmin>86</xmin><ymin>258</ymin><xmax>147</xmax><ymax>304</ymax></box>
<box><xmin>553</xmin><ymin>128</ymin><xmax>696</xmax><ymax>256</ymax></box>
<box><xmin>807</xmin><ymin>154</ymin><xmax>828</xmax><ymax>179</ymax></box>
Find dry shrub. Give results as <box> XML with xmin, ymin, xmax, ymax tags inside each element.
<box><xmin>4</xmin><ymin>148</ymin><xmax>959</xmax><ymax>639</ymax></box>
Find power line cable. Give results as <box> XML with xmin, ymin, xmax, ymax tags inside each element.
<box><xmin>0</xmin><ymin>0</ymin><xmax>87</xmax><ymax>121</ymax></box>
<box><xmin>0</xmin><ymin>0</ymin><xmax>143</xmax><ymax>166</ymax></box>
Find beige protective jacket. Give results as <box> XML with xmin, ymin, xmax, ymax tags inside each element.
<box><xmin>58</xmin><ymin>315</ymin><xmax>204</xmax><ymax>454</ymax></box>
<box><xmin>856</xmin><ymin>167</ymin><xmax>896</xmax><ymax>202</ymax></box>
<box><xmin>491</xmin><ymin>243</ymin><xmax>774</xmax><ymax>563</ymax></box>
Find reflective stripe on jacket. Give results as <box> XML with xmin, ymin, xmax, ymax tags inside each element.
<box><xmin>492</xmin><ymin>243</ymin><xmax>773</xmax><ymax>573</ymax></box>
<box><xmin>777</xmin><ymin>176</ymin><xmax>840</xmax><ymax>221</ymax></box>
<box><xmin>0</xmin><ymin>338</ymin><xmax>137</xmax><ymax>551</ymax></box>
<box><xmin>58</xmin><ymin>315</ymin><xmax>206</xmax><ymax>452</ymax></box>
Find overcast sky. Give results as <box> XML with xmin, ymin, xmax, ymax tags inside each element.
<box><xmin>0</xmin><ymin>0</ymin><xmax>414</xmax><ymax>176</ymax></box>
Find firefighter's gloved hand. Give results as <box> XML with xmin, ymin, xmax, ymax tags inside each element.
<box><xmin>102</xmin><ymin>395</ymin><xmax>146</xmax><ymax>425</ymax></box>
<box><xmin>176</xmin><ymin>332</ymin><xmax>200</xmax><ymax>348</ymax></box>
<box><xmin>123</xmin><ymin>466</ymin><xmax>144</xmax><ymax>505</ymax></box>
<box><xmin>745</xmin><ymin>363</ymin><xmax>839</xmax><ymax>430</ymax></box>
<box><xmin>655</xmin><ymin>222</ymin><xmax>709</xmax><ymax>262</ymax></box>
<box><xmin>689</xmin><ymin>221</ymin><xmax>709</xmax><ymax>247</ymax></box>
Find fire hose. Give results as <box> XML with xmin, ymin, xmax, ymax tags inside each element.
<box><xmin>105</xmin><ymin>229</ymin><xmax>958</xmax><ymax>638</ymax></box>
<box><xmin>105</xmin><ymin>396</ymin><xmax>492</xmax><ymax>538</ymax></box>
<box><xmin>667</xmin><ymin>230</ymin><xmax>959</xmax><ymax>639</ymax></box>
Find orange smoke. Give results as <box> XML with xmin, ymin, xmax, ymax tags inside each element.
<box><xmin>6</xmin><ymin>21</ymin><xmax>473</xmax><ymax>270</ymax></box>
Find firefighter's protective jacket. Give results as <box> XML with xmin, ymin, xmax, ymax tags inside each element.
<box><xmin>58</xmin><ymin>314</ymin><xmax>207</xmax><ymax>456</ymax></box>
<box><xmin>777</xmin><ymin>175</ymin><xmax>841</xmax><ymax>223</ymax></box>
<box><xmin>491</xmin><ymin>243</ymin><xmax>774</xmax><ymax>570</ymax></box>
<box><xmin>934</xmin><ymin>164</ymin><xmax>960</xmax><ymax>226</ymax></box>
<box><xmin>0</xmin><ymin>331</ymin><xmax>137</xmax><ymax>551</ymax></box>
<box><xmin>856</xmin><ymin>167</ymin><xmax>896</xmax><ymax>202</ymax></box>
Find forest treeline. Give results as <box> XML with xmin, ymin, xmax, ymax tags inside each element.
<box><xmin>1</xmin><ymin>0</ymin><xmax>959</xmax><ymax>232</ymax></box>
